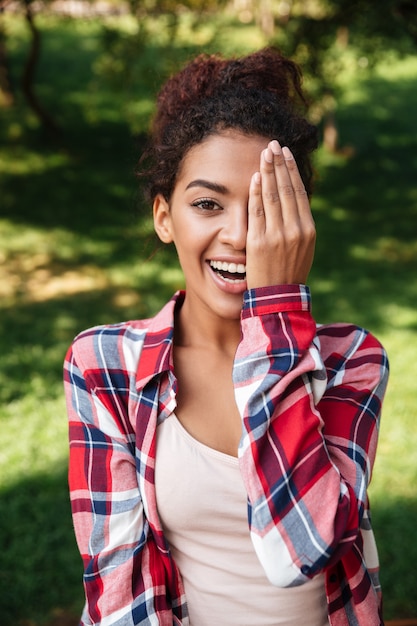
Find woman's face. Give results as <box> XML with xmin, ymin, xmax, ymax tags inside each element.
<box><xmin>153</xmin><ymin>130</ymin><xmax>269</xmax><ymax>322</ymax></box>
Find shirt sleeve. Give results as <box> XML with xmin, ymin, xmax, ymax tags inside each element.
<box><xmin>64</xmin><ymin>331</ymin><xmax>149</xmax><ymax>625</ymax></box>
<box><xmin>233</xmin><ymin>284</ymin><xmax>389</xmax><ymax>588</ymax></box>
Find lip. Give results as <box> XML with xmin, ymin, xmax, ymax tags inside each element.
<box><xmin>206</xmin><ymin>259</ymin><xmax>247</xmax><ymax>295</ymax></box>
<box><xmin>208</xmin><ymin>255</ymin><xmax>247</xmax><ymax>266</ymax></box>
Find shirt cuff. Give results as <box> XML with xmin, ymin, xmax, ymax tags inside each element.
<box><xmin>241</xmin><ymin>284</ymin><xmax>311</xmax><ymax>319</ymax></box>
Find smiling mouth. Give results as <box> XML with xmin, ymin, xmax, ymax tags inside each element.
<box><xmin>209</xmin><ymin>260</ymin><xmax>246</xmax><ymax>283</ymax></box>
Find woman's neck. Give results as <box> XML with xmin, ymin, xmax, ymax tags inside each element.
<box><xmin>174</xmin><ymin>296</ymin><xmax>242</xmax><ymax>355</ymax></box>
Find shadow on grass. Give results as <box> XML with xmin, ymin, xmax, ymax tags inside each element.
<box><xmin>373</xmin><ymin>498</ymin><xmax>417</xmax><ymax>620</ymax></box>
<box><xmin>1</xmin><ymin>119</ymin><xmax>143</xmax><ymax>235</ymax></box>
<box><xmin>0</xmin><ymin>466</ymin><xmax>83</xmax><ymax>626</ymax></box>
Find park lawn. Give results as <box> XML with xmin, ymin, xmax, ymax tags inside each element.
<box><xmin>0</xmin><ymin>12</ymin><xmax>416</xmax><ymax>624</ymax></box>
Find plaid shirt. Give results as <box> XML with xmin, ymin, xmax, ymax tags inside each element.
<box><xmin>64</xmin><ymin>285</ymin><xmax>389</xmax><ymax>626</ymax></box>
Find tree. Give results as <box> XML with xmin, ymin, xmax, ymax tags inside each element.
<box><xmin>0</xmin><ymin>0</ymin><xmax>15</xmax><ymax>106</ymax></box>
<box><xmin>20</xmin><ymin>0</ymin><xmax>59</xmax><ymax>134</ymax></box>
<box><xmin>92</xmin><ymin>0</ymin><xmax>229</xmax><ymax>132</ymax></box>
<box><xmin>264</xmin><ymin>0</ymin><xmax>417</xmax><ymax>151</ymax></box>
<box><xmin>1</xmin><ymin>0</ymin><xmax>61</xmax><ymax>133</ymax></box>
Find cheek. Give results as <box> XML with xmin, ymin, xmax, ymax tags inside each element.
<box><xmin>174</xmin><ymin>219</ymin><xmax>213</xmax><ymax>247</ymax></box>
<box><xmin>173</xmin><ymin>226</ymin><xmax>213</xmax><ymax>266</ymax></box>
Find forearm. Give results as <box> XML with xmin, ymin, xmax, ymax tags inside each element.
<box><xmin>233</xmin><ymin>285</ymin><xmax>388</xmax><ymax>585</ymax></box>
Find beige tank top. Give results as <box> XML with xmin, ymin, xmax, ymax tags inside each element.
<box><xmin>155</xmin><ymin>414</ymin><xmax>329</xmax><ymax>626</ymax></box>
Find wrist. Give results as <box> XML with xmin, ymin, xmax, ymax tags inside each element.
<box><xmin>242</xmin><ymin>284</ymin><xmax>311</xmax><ymax>318</ymax></box>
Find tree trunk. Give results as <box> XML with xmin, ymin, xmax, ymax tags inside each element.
<box><xmin>0</xmin><ymin>18</ymin><xmax>14</xmax><ymax>107</ymax></box>
<box><xmin>323</xmin><ymin>109</ymin><xmax>338</xmax><ymax>153</ymax></box>
<box><xmin>21</xmin><ymin>0</ymin><xmax>59</xmax><ymax>134</ymax></box>
<box><xmin>258</xmin><ymin>0</ymin><xmax>275</xmax><ymax>37</ymax></box>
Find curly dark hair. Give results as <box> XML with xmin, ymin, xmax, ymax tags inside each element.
<box><xmin>137</xmin><ymin>47</ymin><xmax>318</xmax><ymax>201</ymax></box>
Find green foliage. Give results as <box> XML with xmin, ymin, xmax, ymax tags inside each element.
<box><xmin>90</xmin><ymin>10</ymin><xmax>266</xmax><ymax>132</ymax></box>
<box><xmin>270</xmin><ymin>0</ymin><xmax>417</xmax><ymax>124</ymax></box>
<box><xmin>272</xmin><ymin>0</ymin><xmax>416</xmax><ymax>61</ymax></box>
<box><xmin>1</xmin><ymin>11</ymin><xmax>416</xmax><ymax>624</ymax></box>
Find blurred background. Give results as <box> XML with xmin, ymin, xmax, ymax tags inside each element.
<box><xmin>0</xmin><ymin>0</ymin><xmax>416</xmax><ymax>624</ymax></box>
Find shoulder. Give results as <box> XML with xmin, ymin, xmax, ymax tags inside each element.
<box><xmin>66</xmin><ymin>318</ymin><xmax>152</xmax><ymax>377</ymax></box>
<box><xmin>64</xmin><ymin>292</ymin><xmax>182</xmax><ymax>390</ymax></box>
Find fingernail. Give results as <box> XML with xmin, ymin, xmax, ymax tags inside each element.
<box><xmin>282</xmin><ymin>146</ymin><xmax>293</xmax><ymax>159</ymax></box>
<box><xmin>263</xmin><ymin>148</ymin><xmax>273</xmax><ymax>163</ymax></box>
<box><xmin>270</xmin><ymin>140</ymin><xmax>281</xmax><ymax>154</ymax></box>
<box><xmin>252</xmin><ymin>171</ymin><xmax>261</xmax><ymax>185</ymax></box>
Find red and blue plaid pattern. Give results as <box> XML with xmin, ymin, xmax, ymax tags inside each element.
<box><xmin>64</xmin><ymin>286</ymin><xmax>388</xmax><ymax>625</ymax></box>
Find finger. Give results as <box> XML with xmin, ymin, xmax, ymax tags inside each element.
<box><xmin>281</xmin><ymin>146</ymin><xmax>312</xmax><ymax>224</ymax></box>
<box><xmin>247</xmin><ymin>171</ymin><xmax>266</xmax><ymax>237</ymax></box>
<box><xmin>268</xmin><ymin>140</ymin><xmax>299</xmax><ymax>227</ymax></box>
<box><xmin>258</xmin><ymin>145</ymin><xmax>285</xmax><ymax>231</ymax></box>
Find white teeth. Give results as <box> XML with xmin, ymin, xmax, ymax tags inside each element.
<box><xmin>210</xmin><ymin>260</ymin><xmax>246</xmax><ymax>274</ymax></box>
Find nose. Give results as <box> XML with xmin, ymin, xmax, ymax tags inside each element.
<box><xmin>218</xmin><ymin>204</ymin><xmax>248</xmax><ymax>250</ymax></box>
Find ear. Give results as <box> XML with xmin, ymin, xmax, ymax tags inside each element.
<box><xmin>153</xmin><ymin>194</ymin><xmax>173</xmax><ymax>244</ymax></box>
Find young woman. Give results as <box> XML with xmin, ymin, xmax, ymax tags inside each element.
<box><xmin>64</xmin><ymin>48</ymin><xmax>389</xmax><ymax>626</ymax></box>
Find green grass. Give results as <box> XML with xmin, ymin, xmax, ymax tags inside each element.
<box><xmin>1</xmin><ymin>11</ymin><xmax>416</xmax><ymax>624</ymax></box>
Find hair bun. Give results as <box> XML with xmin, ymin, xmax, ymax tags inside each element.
<box><xmin>155</xmin><ymin>47</ymin><xmax>306</xmax><ymax>137</ymax></box>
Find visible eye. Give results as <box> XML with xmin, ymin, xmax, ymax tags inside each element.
<box><xmin>191</xmin><ymin>198</ymin><xmax>222</xmax><ymax>212</ymax></box>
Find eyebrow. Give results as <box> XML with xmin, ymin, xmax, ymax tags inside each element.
<box><xmin>185</xmin><ymin>179</ymin><xmax>229</xmax><ymax>194</ymax></box>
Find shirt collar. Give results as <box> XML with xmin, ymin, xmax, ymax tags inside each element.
<box><xmin>135</xmin><ymin>290</ymin><xmax>185</xmax><ymax>390</ymax></box>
